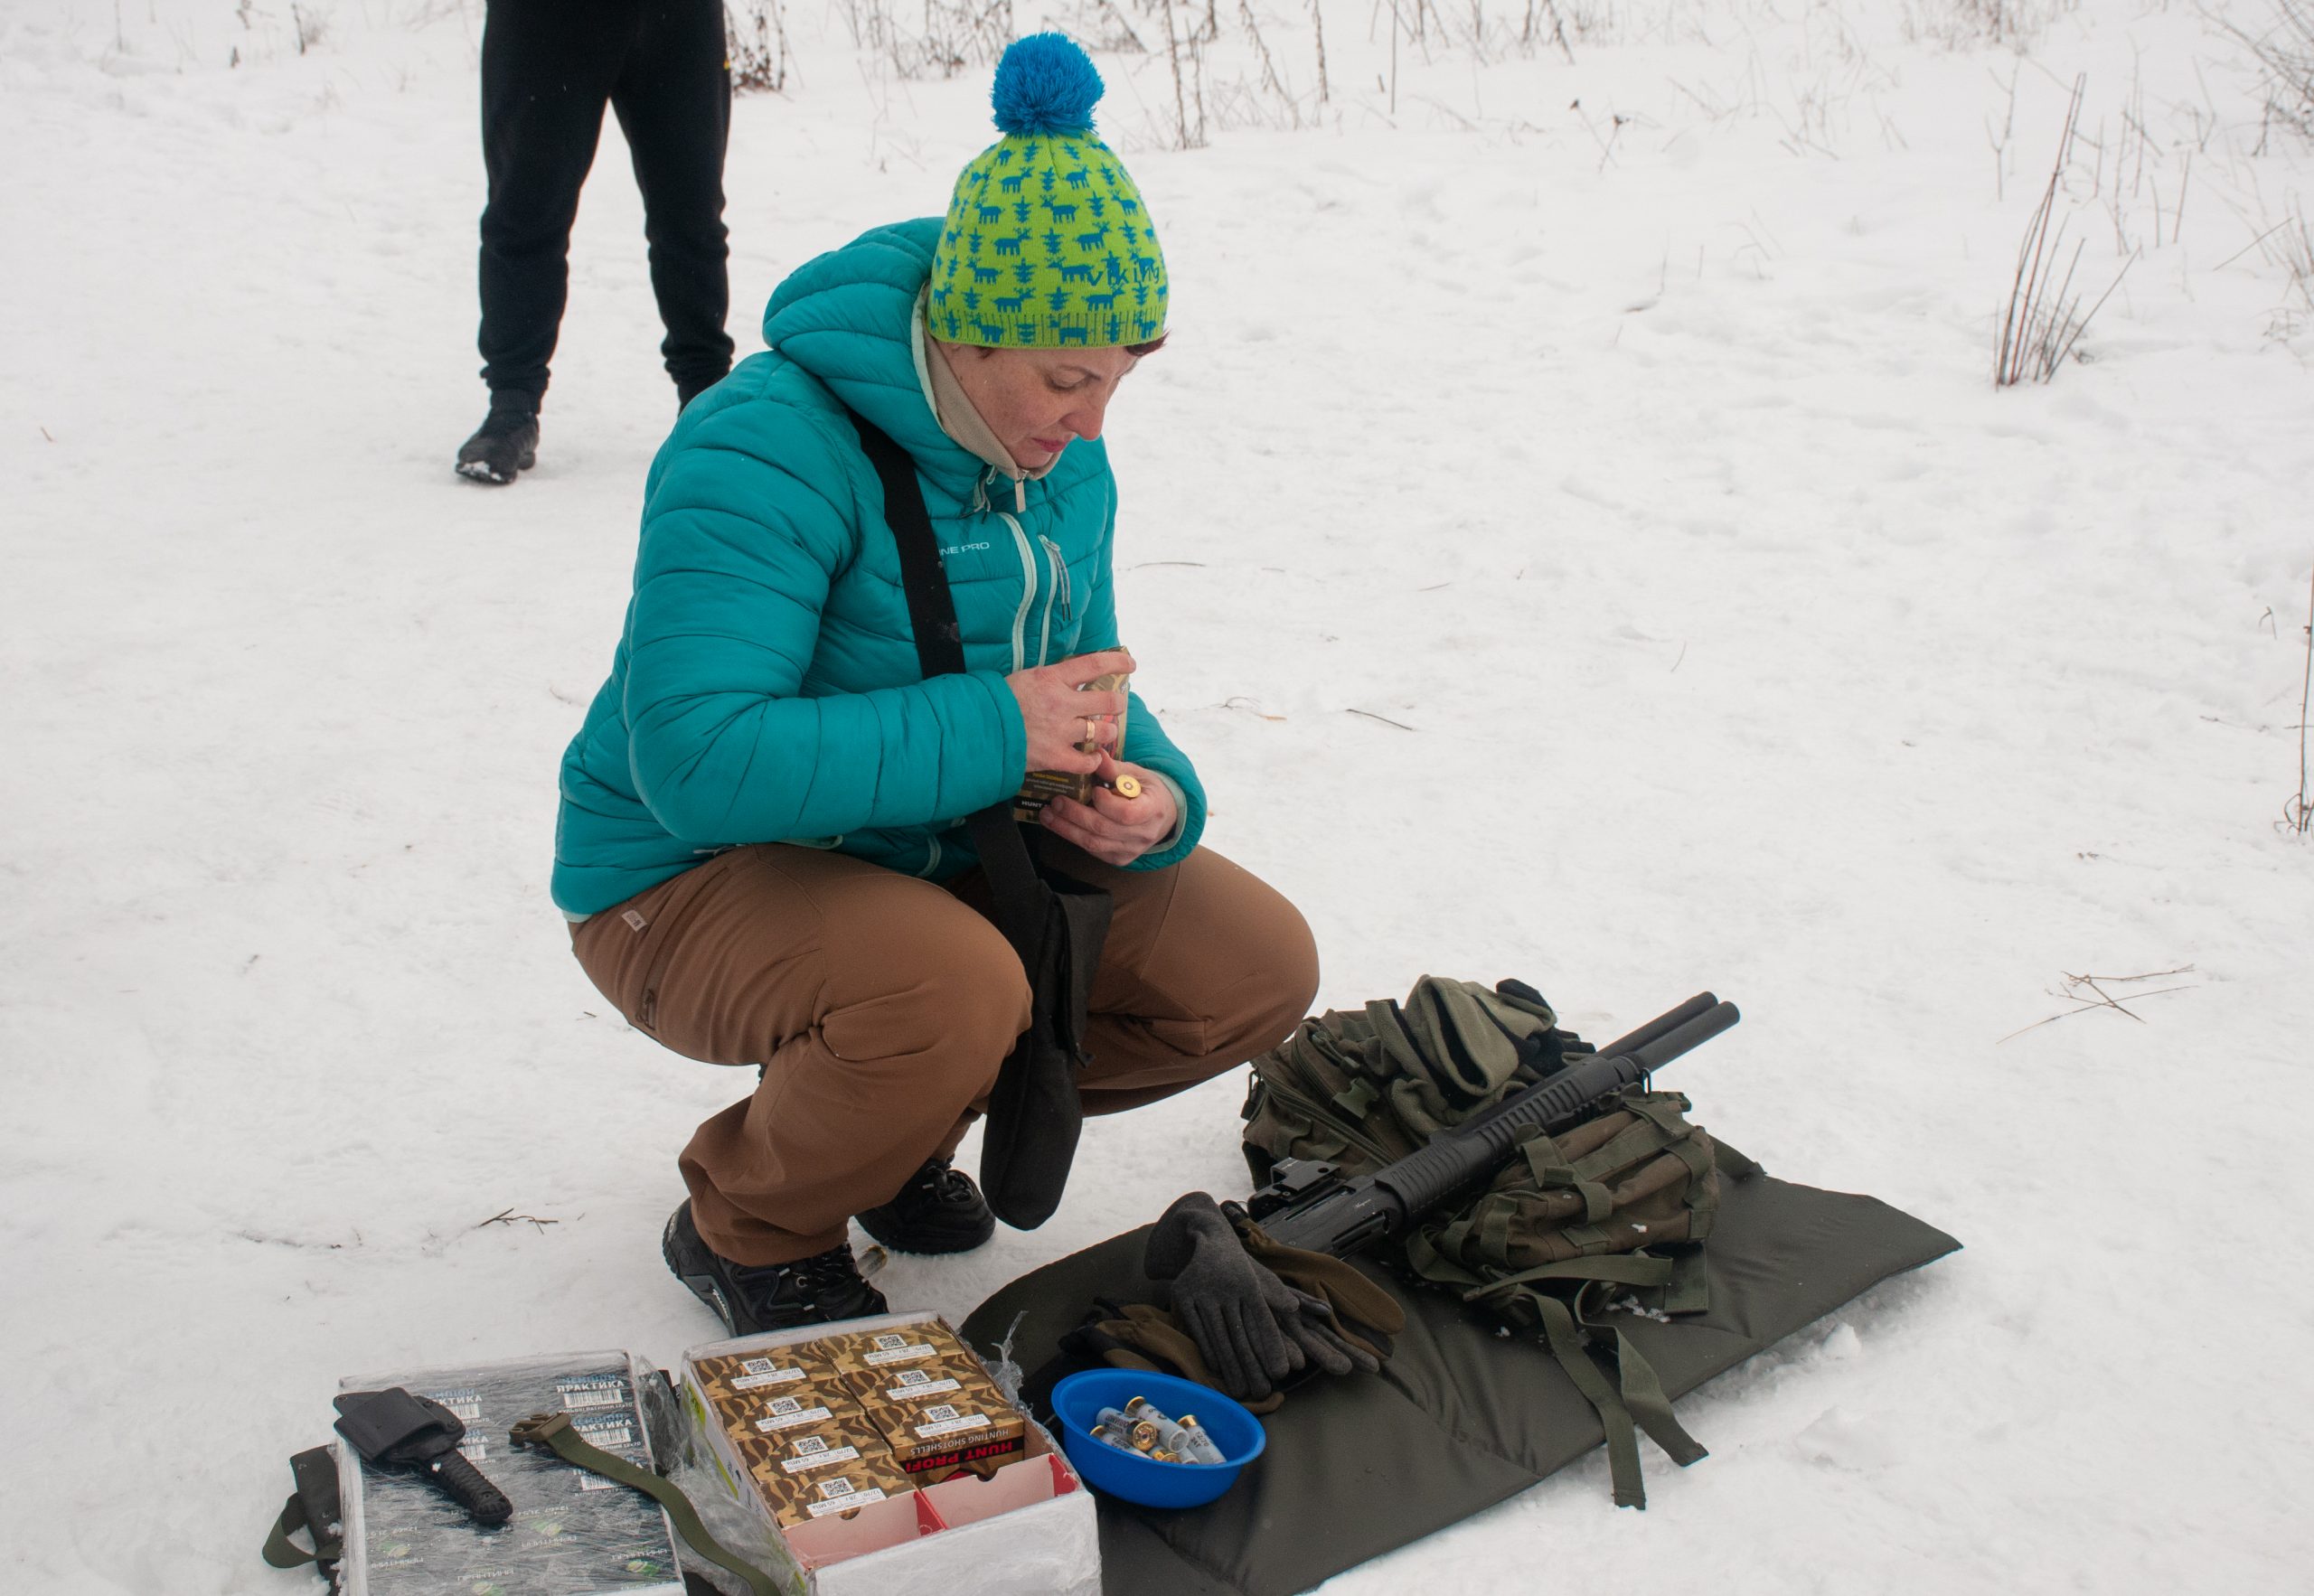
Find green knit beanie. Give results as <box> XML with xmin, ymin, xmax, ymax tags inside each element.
<box><xmin>927</xmin><ymin>33</ymin><xmax>1169</xmax><ymax>351</ymax></box>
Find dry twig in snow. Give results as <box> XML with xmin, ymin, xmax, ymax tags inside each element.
<box><xmin>1999</xmin><ymin>965</ymin><xmax>2198</xmax><ymax>1042</ymax></box>
<box><xmin>476</xmin><ymin>1207</ymin><xmax>563</xmax><ymax>1234</ymax></box>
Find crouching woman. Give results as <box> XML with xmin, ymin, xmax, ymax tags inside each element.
<box><xmin>550</xmin><ymin>34</ymin><xmax>1317</xmax><ymax>1334</ymax></box>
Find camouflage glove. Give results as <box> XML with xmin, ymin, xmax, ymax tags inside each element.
<box><xmin>1063</xmin><ymin>1302</ymin><xmax>1286</xmax><ymax>1414</ymax></box>
<box><xmin>1143</xmin><ymin>1191</ymin><xmax>1306</xmax><ymax>1401</ymax></box>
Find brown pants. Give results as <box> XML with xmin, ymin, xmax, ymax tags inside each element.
<box><xmin>570</xmin><ymin>842</ymin><xmax>1319</xmax><ymax>1264</ymax></box>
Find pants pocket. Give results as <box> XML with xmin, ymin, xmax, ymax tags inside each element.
<box><xmin>573</xmin><ymin>852</ymin><xmax>743</xmax><ymax>1037</ymax></box>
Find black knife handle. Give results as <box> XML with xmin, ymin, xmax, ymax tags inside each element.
<box><xmin>427</xmin><ymin>1450</ymin><xmax>513</xmax><ymax>1526</ymax></box>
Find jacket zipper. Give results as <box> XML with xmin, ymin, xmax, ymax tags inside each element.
<box><xmin>1035</xmin><ymin>534</ymin><xmax>1068</xmax><ymax>665</ymax></box>
<box><xmin>997</xmin><ymin>511</ymin><xmax>1038</xmax><ymax>671</ymax></box>
<box><xmin>1039</xmin><ymin>533</ymin><xmax>1072</xmax><ymax>625</ymax></box>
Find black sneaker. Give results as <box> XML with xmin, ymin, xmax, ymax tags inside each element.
<box><xmin>856</xmin><ymin>1157</ymin><xmax>996</xmax><ymax>1255</ymax></box>
<box><xmin>662</xmin><ymin>1200</ymin><xmax>888</xmax><ymax>1335</ymax></box>
<box><xmin>456</xmin><ymin>396</ymin><xmax>539</xmax><ymax>484</ymax></box>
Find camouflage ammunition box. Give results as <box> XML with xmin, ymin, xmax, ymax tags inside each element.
<box><xmin>760</xmin><ymin>1452</ymin><xmax>917</xmax><ymax>1529</ymax></box>
<box><xmin>839</xmin><ymin>1360</ymin><xmax>1006</xmax><ymax>1415</ymax></box>
<box><xmin>757</xmin><ymin>1418</ymin><xmax>889</xmax><ymax>1483</ymax></box>
<box><xmin>676</xmin><ymin>1316</ymin><xmax>1096</xmax><ymax>1582</ymax></box>
<box><xmin>750</xmin><ymin>1385</ymin><xmax>870</xmax><ymax>1437</ymax></box>
<box><xmin>687</xmin><ymin>1347</ymin><xmax>842</xmax><ymax>1404</ymax></box>
<box><xmin>866</xmin><ymin>1395</ymin><xmax>1029</xmax><ymax>1483</ymax></box>
<box><xmin>818</xmin><ymin>1321</ymin><xmax>983</xmax><ymax>1379</ymax></box>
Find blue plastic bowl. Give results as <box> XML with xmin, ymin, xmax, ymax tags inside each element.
<box><xmin>1049</xmin><ymin>1368</ymin><xmax>1265</xmax><ymax>1508</ymax></box>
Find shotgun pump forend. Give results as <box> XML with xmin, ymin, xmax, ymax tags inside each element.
<box><xmin>1242</xmin><ymin>993</ymin><xmax>1739</xmax><ymax>1259</ymax></box>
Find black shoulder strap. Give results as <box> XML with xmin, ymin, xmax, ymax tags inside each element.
<box><xmin>845</xmin><ymin>408</ymin><xmax>1049</xmax><ymax>951</ymax></box>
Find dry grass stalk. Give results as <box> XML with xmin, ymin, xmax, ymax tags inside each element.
<box><xmin>2219</xmin><ymin>0</ymin><xmax>2314</xmax><ymax>146</ymax></box>
<box><xmin>1238</xmin><ymin>0</ymin><xmax>1302</xmax><ymax>125</ymax></box>
<box><xmin>2289</xmin><ymin>564</ymin><xmax>2314</xmax><ymax>837</ymax></box>
<box><xmin>726</xmin><ymin>0</ymin><xmax>793</xmax><ymax>93</ymax></box>
<box><xmin>1310</xmin><ymin>0</ymin><xmax>1331</xmax><ymax>101</ymax></box>
<box><xmin>1996</xmin><ymin>76</ymin><xmax>2134</xmax><ymax>386</ymax></box>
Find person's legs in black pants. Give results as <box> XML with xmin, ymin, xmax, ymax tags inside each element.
<box><xmin>612</xmin><ymin>0</ymin><xmax>735</xmax><ymax>408</ymax></box>
<box><xmin>475</xmin><ymin>0</ymin><xmax>626</xmax><ymax>409</ymax></box>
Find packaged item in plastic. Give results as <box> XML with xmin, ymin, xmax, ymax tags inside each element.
<box><xmin>334</xmin><ymin>1350</ymin><xmax>683</xmax><ymax>1596</ymax></box>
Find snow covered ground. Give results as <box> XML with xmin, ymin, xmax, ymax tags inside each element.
<box><xmin>4</xmin><ymin>0</ymin><xmax>2310</xmax><ymax>1589</ymax></box>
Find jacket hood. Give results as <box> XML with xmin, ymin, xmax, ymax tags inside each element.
<box><xmin>762</xmin><ymin>218</ymin><xmax>988</xmax><ymax>501</ymax></box>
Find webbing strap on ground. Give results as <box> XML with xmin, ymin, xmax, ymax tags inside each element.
<box><xmin>511</xmin><ymin>1413</ymin><xmax>786</xmax><ymax>1596</ymax></box>
<box><xmin>261</xmin><ymin>1496</ymin><xmax>324</xmax><ymax>1571</ymax></box>
<box><xmin>1525</xmin><ymin>1290</ymin><xmax>1649</xmax><ymax>1508</ymax></box>
<box><xmin>1602</xmin><ymin>1321</ymin><xmax>1710</xmax><ymax>1469</ymax></box>
<box><xmin>1473</xmin><ymin>1254</ymin><xmax>1675</xmax><ymax>1296</ymax></box>
<box><xmin>260</xmin><ymin>1445</ymin><xmax>342</xmax><ymax>1577</ymax></box>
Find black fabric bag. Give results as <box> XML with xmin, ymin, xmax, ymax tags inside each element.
<box><xmin>974</xmin><ymin>859</ymin><xmax>1112</xmax><ymax>1226</ymax></box>
<box><xmin>848</xmin><ymin>409</ymin><xmax>1110</xmax><ymax>1230</ymax></box>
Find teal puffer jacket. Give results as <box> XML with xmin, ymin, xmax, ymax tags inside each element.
<box><xmin>551</xmin><ymin>218</ymin><xmax>1208</xmax><ymax>917</ymax></box>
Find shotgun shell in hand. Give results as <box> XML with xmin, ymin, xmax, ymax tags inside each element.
<box><xmin>1109</xmin><ymin>774</ymin><xmax>1142</xmax><ymax>800</ymax></box>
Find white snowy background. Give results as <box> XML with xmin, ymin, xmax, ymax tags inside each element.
<box><xmin>4</xmin><ymin>0</ymin><xmax>2310</xmax><ymax>1589</ymax></box>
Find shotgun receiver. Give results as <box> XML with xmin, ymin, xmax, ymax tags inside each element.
<box><xmin>1239</xmin><ymin>992</ymin><xmax>1740</xmax><ymax>1258</ymax></box>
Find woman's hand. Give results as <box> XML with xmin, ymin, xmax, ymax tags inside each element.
<box><xmin>1006</xmin><ymin>651</ymin><xmax>1133</xmax><ymax>775</ymax></box>
<box><xmin>1039</xmin><ymin>752</ymin><xmax>1178</xmax><ymax>865</ymax></box>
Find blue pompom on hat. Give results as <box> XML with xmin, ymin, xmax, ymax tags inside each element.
<box><xmin>991</xmin><ymin>32</ymin><xmax>1105</xmax><ymax>136</ymax></box>
<box><xmin>927</xmin><ymin>33</ymin><xmax>1169</xmax><ymax>350</ymax></box>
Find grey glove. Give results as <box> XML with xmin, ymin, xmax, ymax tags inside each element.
<box><xmin>1277</xmin><ymin>1286</ymin><xmax>1379</xmax><ymax>1380</ymax></box>
<box><xmin>1143</xmin><ymin>1192</ymin><xmax>1305</xmax><ymax>1401</ymax></box>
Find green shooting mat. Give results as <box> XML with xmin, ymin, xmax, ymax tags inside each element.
<box><xmin>960</xmin><ymin>1162</ymin><xmax>1959</xmax><ymax>1596</ymax></box>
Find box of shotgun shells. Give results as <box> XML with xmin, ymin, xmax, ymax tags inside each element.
<box><xmin>678</xmin><ymin>1312</ymin><xmax>1094</xmax><ymax>1585</ymax></box>
<box><xmin>837</xmin><ymin>1359</ymin><xmax>1006</xmax><ymax>1414</ymax></box>
<box><xmin>861</xmin><ymin>1393</ymin><xmax>1029</xmax><ymax>1482</ymax></box>
<box><xmin>814</xmin><ymin>1320</ymin><xmax>982</xmax><ymax>1378</ymax></box>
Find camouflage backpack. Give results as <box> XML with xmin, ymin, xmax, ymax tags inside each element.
<box><xmin>1241</xmin><ymin>975</ymin><xmax>1740</xmax><ymax>1507</ymax></box>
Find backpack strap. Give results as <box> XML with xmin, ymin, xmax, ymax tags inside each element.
<box><xmin>1473</xmin><ymin>1265</ymin><xmax>1711</xmax><ymax>1510</ymax></box>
